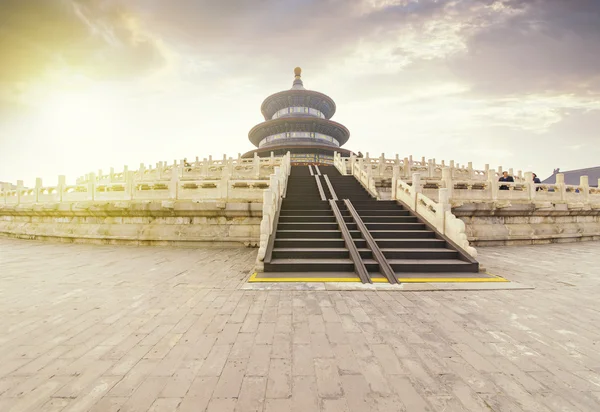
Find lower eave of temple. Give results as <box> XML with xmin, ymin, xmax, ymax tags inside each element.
<box><xmin>241</xmin><ymin>144</ymin><xmax>354</xmax><ymax>159</ymax></box>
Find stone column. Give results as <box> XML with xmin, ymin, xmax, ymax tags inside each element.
<box><xmin>468</xmin><ymin>162</ymin><xmax>473</xmax><ymax>179</ymax></box>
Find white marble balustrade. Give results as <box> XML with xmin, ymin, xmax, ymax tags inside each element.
<box><xmin>256</xmin><ymin>153</ymin><xmax>291</xmax><ymax>269</ymax></box>
<box><xmin>334</xmin><ymin>151</ymin><xmax>525</xmax><ymax>183</ymax></box>
<box><xmin>0</xmin><ymin>153</ymin><xmax>290</xmax><ymax>205</ymax></box>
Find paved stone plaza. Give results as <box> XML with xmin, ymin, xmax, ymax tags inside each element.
<box><xmin>0</xmin><ymin>239</ymin><xmax>599</xmax><ymax>412</ymax></box>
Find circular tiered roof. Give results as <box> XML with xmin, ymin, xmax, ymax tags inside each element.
<box><xmin>243</xmin><ymin>68</ymin><xmax>352</xmax><ymax>161</ymax></box>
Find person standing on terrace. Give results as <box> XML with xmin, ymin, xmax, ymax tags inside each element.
<box><xmin>499</xmin><ymin>171</ymin><xmax>514</xmax><ymax>190</ymax></box>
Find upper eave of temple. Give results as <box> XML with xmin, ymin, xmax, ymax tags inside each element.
<box><xmin>260</xmin><ymin>89</ymin><xmax>337</xmax><ymax>121</ymax></box>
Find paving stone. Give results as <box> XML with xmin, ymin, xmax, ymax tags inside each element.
<box><xmin>291</xmin><ymin>375</ymin><xmax>318</xmax><ymax>412</ymax></box>
<box><xmin>314</xmin><ymin>358</ymin><xmax>343</xmax><ymax>398</ymax></box>
<box><xmin>1</xmin><ymin>239</ymin><xmax>600</xmax><ymax>412</ymax></box>
<box><xmin>235</xmin><ymin>376</ymin><xmax>266</xmax><ymax>412</ymax></box>
<box><xmin>246</xmin><ymin>344</ymin><xmax>271</xmax><ymax>377</ymax></box>
<box><xmin>266</xmin><ymin>358</ymin><xmax>291</xmax><ymax>399</ymax></box>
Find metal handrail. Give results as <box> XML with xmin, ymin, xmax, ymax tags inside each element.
<box><xmin>344</xmin><ymin>199</ymin><xmax>398</xmax><ymax>284</ymax></box>
<box><xmin>315</xmin><ymin>175</ymin><xmax>326</xmax><ymax>201</ymax></box>
<box><xmin>323</xmin><ymin>175</ymin><xmax>338</xmax><ymax>201</ymax></box>
<box><xmin>329</xmin><ymin>199</ymin><xmax>371</xmax><ymax>284</ymax></box>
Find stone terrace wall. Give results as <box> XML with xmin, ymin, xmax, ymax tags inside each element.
<box><xmin>0</xmin><ymin>201</ymin><xmax>262</xmax><ymax>247</ymax></box>
<box><xmin>454</xmin><ymin>203</ymin><xmax>600</xmax><ymax>246</ymax></box>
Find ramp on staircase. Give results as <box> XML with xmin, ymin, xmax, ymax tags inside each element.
<box><xmin>253</xmin><ymin>165</ymin><xmax>505</xmax><ymax>283</ymax></box>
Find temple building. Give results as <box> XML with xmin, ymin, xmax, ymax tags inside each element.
<box><xmin>242</xmin><ymin>67</ymin><xmax>354</xmax><ymax>165</ymax></box>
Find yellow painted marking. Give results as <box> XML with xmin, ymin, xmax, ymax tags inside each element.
<box><xmin>248</xmin><ymin>272</ymin><xmax>509</xmax><ymax>283</ymax></box>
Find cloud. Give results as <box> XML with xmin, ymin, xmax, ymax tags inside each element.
<box><xmin>450</xmin><ymin>0</ymin><xmax>600</xmax><ymax>96</ymax></box>
<box><xmin>0</xmin><ymin>0</ymin><xmax>166</xmax><ymax>91</ymax></box>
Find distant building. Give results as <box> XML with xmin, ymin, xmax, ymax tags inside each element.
<box><xmin>542</xmin><ymin>167</ymin><xmax>600</xmax><ymax>187</ymax></box>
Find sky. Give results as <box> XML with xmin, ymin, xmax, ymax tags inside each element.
<box><xmin>1</xmin><ymin>0</ymin><xmax>599</xmax><ymax>187</ymax></box>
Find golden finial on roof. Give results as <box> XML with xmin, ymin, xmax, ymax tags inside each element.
<box><xmin>294</xmin><ymin>67</ymin><xmax>302</xmax><ymax>78</ymax></box>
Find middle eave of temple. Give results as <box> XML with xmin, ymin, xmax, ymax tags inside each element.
<box><xmin>248</xmin><ymin>117</ymin><xmax>350</xmax><ymax>147</ymax></box>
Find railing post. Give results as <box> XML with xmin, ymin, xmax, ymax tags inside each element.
<box><xmin>170</xmin><ymin>166</ymin><xmax>180</xmax><ymax>200</ymax></box>
<box><xmin>556</xmin><ymin>173</ymin><xmax>566</xmax><ymax>202</ymax></box>
<box><xmin>580</xmin><ymin>175</ymin><xmax>590</xmax><ymax>205</ymax></box>
<box><xmin>488</xmin><ymin>170</ymin><xmax>498</xmax><ymax>201</ymax></box>
<box><xmin>438</xmin><ymin>188</ymin><xmax>450</xmax><ymax>235</ymax></box>
<box><xmin>412</xmin><ymin>173</ymin><xmax>421</xmax><ymax>210</ymax></box>
<box><xmin>139</xmin><ymin>163</ymin><xmax>146</xmax><ymax>181</ymax></box>
<box><xmin>87</xmin><ymin>173</ymin><xmax>95</xmax><ymax>201</ymax></box>
<box><xmin>253</xmin><ymin>153</ymin><xmax>260</xmax><ymax>178</ymax></box>
<box><xmin>202</xmin><ymin>158</ymin><xmax>209</xmax><ymax>177</ymax></box>
<box><xmin>524</xmin><ymin>172</ymin><xmax>535</xmax><ymax>201</ymax></box>
<box><xmin>442</xmin><ymin>167</ymin><xmax>453</xmax><ymax>200</ymax></box>
<box><xmin>1</xmin><ymin>182</ymin><xmax>10</xmax><ymax>204</ymax></box>
<box><xmin>15</xmin><ymin>180</ymin><xmax>23</xmax><ymax>204</ymax></box>
<box><xmin>392</xmin><ymin>166</ymin><xmax>399</xmax><ymax>199</ymax></box>
<box><xmin>35</xmin><ymin>178</ymin><xmax>42</xmax><ymax>203</ymax></box>
<box><xmin>349</xmin><ymin>154</ymin><xmax>356</xmax><ymax>175</ymax></box>
<box><xmin>125</xmin><ymin>171</ymin><xmax>135</xmax><ymax>200</ymax></box>
<box><xmin>403</xmin><ymin>157</ymin><xmax>410</xmax><ymax>178</ymax></box>
<box><xmin>58</xmin><ymin>176</ymin><xmax>65</xmax><ymax>202</ymax></box>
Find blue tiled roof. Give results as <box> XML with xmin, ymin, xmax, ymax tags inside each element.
<box><xmin>542</xmin><ymin>166</ymin><xmax>600</xmax><ymax>187</ymax></box>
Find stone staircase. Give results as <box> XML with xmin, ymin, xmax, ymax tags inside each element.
<box><xmin>263</xmin><ymin>165</ymin><xmax>479</xmax><ymax>281</ymax></box>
